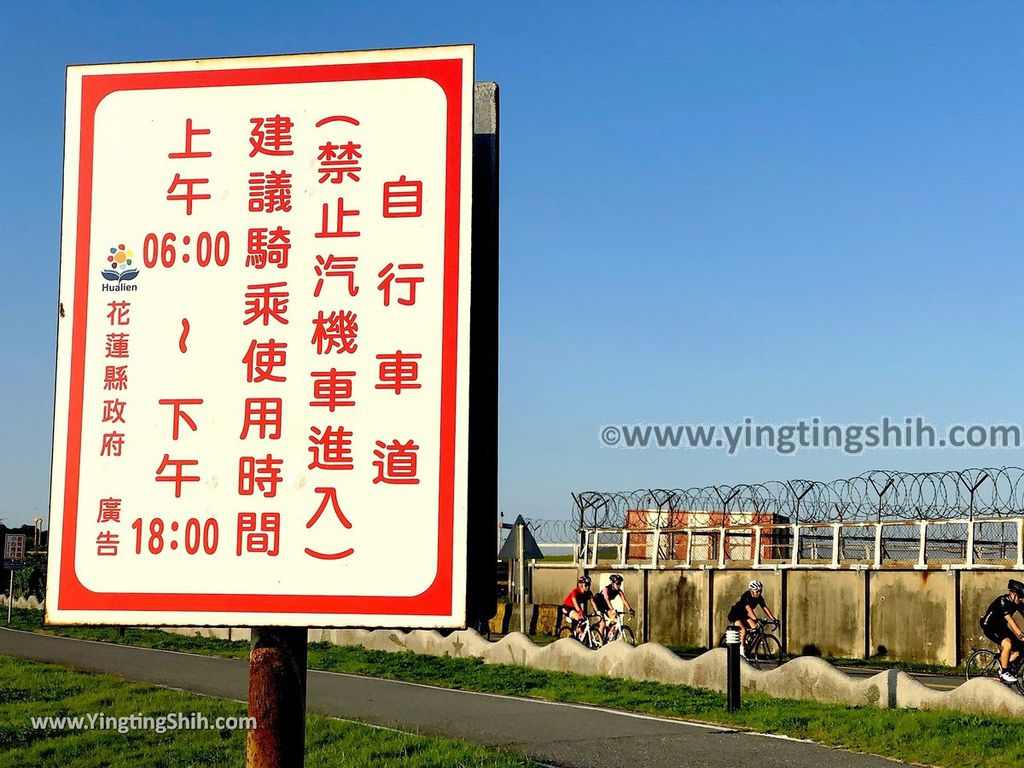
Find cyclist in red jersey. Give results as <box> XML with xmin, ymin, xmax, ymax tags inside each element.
<box><xmin>561</xmin><ymin>575</ymin><xmax>594</xmax><ymax>638</ymax></box>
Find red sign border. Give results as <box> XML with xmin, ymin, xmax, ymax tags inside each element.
<box><xmin>58</xmin><ymin>57</ymin><xmax>465</xmax><ymax>617</ymax></box>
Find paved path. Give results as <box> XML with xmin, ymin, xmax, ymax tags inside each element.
<box><xmin>0</xmin><ymin>627</ymin><xmax>906</xmax><ymax>768</ymax></box>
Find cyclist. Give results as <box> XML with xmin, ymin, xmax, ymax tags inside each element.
<box><xmin>728</xmin><ymin>579</ymin><xmax>777</xmax><ymax>658</ymax></box>
<box><xmin>561</xmin><ymin>575</ymin><xmax>594</xmax><ymax>639</ymax></box>
<box><xmin>593</xmin><ymin>573</ymin><xmax>634</xmax><ymax>640</ymax></box>
<box><xmin>980</xmin><ymin>579</ymin><xmax>1024</xmax><ymax>683</ymax></box>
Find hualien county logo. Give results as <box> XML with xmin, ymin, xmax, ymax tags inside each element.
<box><xmin>101</xmin><ymin>244</ymin><xmax>139</xmax><ymax>283</ymax></box>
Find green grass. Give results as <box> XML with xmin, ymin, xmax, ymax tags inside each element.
<box><xmin>0</xmin><ymin>653</ymin><xmax>536</xmax><ymax>767</ymax></box>
<box><xmin>5</xmin><ymin>609</ymin><xmax>1023</xmax><ymax>767</ymax></box>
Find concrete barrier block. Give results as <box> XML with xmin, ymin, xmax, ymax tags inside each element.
<box><xmin>331</xmin><ymin>628</ymin><xmax>371</xmax><ymax>646</ymax></box>
<box><xmin>531</xmin><ymin>637</ymin><xmax>599</xmax><ymax>675</ymax></box>
<box><xmin>900</xmin><ymin>675</ymin><xmax>1024</xmax><ymax>717</ymax></box>
<box><xmin>489</xmin><ymin>604</ymin><xmax>510</xmax><ymax>635</ymax></box>
<box><xmin>481</xmin><ymin>632</ymin><xmax>541</xmax><ymax>667</ymax></box>
<box><xmin>360</xmin><ymin>630</ymin><xmax>413</xmax><ymax>653</ymax></box>
<box><xmin>507</xmin><ymin>604</ymin><xmax>539</xmax><ymax>635</ymax></box>
<box><xmin>535</xmin><ymin>604</ymin><xmax>560</xmax><ymax>636</ymax></box>
<box><xmin>450</xmin><ymin>629</ymin><xmax>493</xmax><ymax>658</ymax></box>
<box><xmin>404</xmin><ymin>629</ymin><xmax>446</xmax><ymax>656</ymax></box>
<box><xmin>590</xmin><ymin>638</ymin><xmax>637</xmax><ymax>677</ymax></box>
<box><xmin>679</xmin><ymin>648</ymin><xmax>728</xmax><ymax>691</ymax></box>
<box><xmin>747</xmin><ymin>656</ymin><xmax>884</xmax><ymax>707</ymax></box>
<box><xmin>623</xmin><ymin>643</ymin><xmax>706</xmax><ymax>689</ymax></box>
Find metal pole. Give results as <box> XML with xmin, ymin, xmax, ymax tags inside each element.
<box><xmin>247</xmin><ymin>627</ymin><xmax>308</xmax><ymax>768</ymax></box>
<box><xmin>725</xmin><ymin>626</ymin><xmax>741</xmax><ymax>712</ymax></box>
<box><xmin>7</xmin><ymin>570</ymin><xmax>13</xmax><ymax>624</ymax></box>
<box><xmin>517</xmin><ymin>522</ymin><xmax>526</xmax><ymax>634</ymax></box>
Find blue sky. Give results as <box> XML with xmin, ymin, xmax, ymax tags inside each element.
<box><xmin>3</xmin><ymin>2</ymin><xmax>1024</xmax><ymax>527</ymax></box>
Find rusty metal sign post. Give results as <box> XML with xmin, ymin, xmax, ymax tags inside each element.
<box><xmin>247</xmin><ymin>627</ymin><xmax>308</xmax><ymax>768</ymax></box>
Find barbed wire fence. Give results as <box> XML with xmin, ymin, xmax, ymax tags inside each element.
<box><xmin>568</xmin><ymin>467</ymin><xmax>1024</xmax><ymax>529</ymax></box>
<box><xmin>510</xmin><ymin>468</ymin><xmax>1024</xmax><ymax>568</ymax></box>
<box><xmin>540</xmin><ymin>466</ymin><xmax>1024</xmax><ymax>569</ymax></box>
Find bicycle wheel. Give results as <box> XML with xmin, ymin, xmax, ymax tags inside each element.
<box><xmin>618</xmin><ymin>626</ymin><xmax>636</xmax><ymax>646</ymax></box>
<box><xmin>965</xmin><ymin>649</ymin><xmax>1000</xmax><ymax>681</ymax></box>
<box><xmin>750</xmin><ymin>634</ymin><xmax>782</xmax><ymax>669</ymax></box>
<box><xmin>585</xmin><ymin>622</ymin><xmax>605</xmax><ymax>650</ymax></box>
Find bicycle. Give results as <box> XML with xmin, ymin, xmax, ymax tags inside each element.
<box><xmin>558</xmin><ymin>612</ymin><xmax>605</xmax><ymax>650</ymax></box>
<box><xmin>602</xmin><ymin>609</ymin><xmax>637</xmax><ymax>646</ymax></box>
<box><xmin>719</xmin><ymin>618</ymin><xmax>782</xmax><ymax>670</ymax></box>
<box><xmin>965</xmin><ymin>646</ymin><xmax>1024</xmax><ymax>694</ymax></box>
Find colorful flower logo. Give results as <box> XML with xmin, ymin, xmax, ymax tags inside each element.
<box><xmin>101</xmin><ymin>244</ymin><xmax>139</xmax><ymax>282</ymax></box>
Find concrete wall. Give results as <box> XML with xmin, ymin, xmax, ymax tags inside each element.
<box><xmin>869</xmin><ymin>571</ymin><xmax>956</xmax><ymax>665</ymax></box>
<box><xmin>530</xmin><ymin>565</ymin><xmax>578</xmax><ymax>605</ymax></box>
<box><xmin>647</xmin><ymin>570</ymin><xmax>707</xmax><ymax>648</ymax></box>
<box><xmin>530</xmin><ymin>564</ymin><xmax>997</xmax><ymax>665</ymax></box>
<box><xmin>785</xmin><ymin>571</ymin><xmax>865</xmax><ymax>659</ymax></box>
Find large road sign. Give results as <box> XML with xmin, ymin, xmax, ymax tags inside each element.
<box><xmin>48</xmin><ymin>46</ymin><xmax>476</xmax><ymax>627</ymax></box>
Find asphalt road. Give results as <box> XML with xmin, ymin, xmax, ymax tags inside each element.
<box><xmin>0</xmin><ymin>627</ymin><xmax>907</xmax><ymax>768</ymax></box>
<box><xmin>835</xmin><ymin>665</ymin><xmax>964</xmax><ymax>691</ymax></box>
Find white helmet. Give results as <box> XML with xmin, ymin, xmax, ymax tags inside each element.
<box><xmin>748</xmin><ymin>580</ymin><xmax>764</xmax><ymax>592</ymax></box>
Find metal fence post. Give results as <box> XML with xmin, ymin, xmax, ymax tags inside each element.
<box><xmin>652</xmin><ymin>522</ymin><xmax>661</xmax><ymax>569</ymax></box>
<box><xmin>917</xmin><ymin>521</ymin><xmax>928</xmax><ymax>570</ymax></box>
<box><xmin>966</xmin><ymin>520</ymin><xmax>975</xmax><ymax>568</ymax></box>
<box><xmin>873</xmin><ymin>523</ymin><xmax>883</xmax><ymax>568</ymax></box>
<box><xmin>831</xmin><ymin>523</ymin><xmax>841</xmax><ymax>569</ymax></box>
<box><xmin>1017</xmin><ymin>518</ymin><xmax>1024</xmax><ymax>569</ymax></box>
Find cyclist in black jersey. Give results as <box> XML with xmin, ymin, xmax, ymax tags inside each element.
<box><xmin>592</xmin><ymin>573</ymin><xmax>634</xmax><ymax>639</ymax></box>
<box><xmin>980</xmin><ymin>579</ymin><xmax>1024</xmax><ymax>683</ymax></box>
<box><xmin>728</xmin><ymin>580</ymin><xmax>777</xmax><ymax>657</ymax></box>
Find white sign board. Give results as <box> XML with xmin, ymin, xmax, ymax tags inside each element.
<box><xmin>4</xmin><ymin>535</ymin><xmax>26</xmax><ymax>562</ymax></box>
<box><xmin>47</xmin><ymin>46</ymin><xmax>474</xmax><ymax>627</ymax></box>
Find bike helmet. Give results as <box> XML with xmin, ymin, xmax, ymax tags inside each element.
<box><xmin>609</xmin><ymin>573</ymin><xmax>624</xmax><ymax>585</ymax></box>
<box><xmin>748</xmin><ymin>580</ymin><xmax>764</xmax><ymax>592</ymax></box>
<box><xmin>578</xmin><ymin>575</ymin><xmax>591</xmax><ymax>587</ymax></box>
<box><xmin>1009</xmin><ymin>579</ymin><xmax>1024</xmax><ymax>598</ymax></box>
